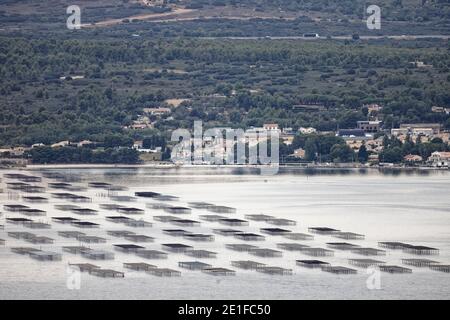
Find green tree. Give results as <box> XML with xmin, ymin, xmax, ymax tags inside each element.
<box><xmin>304</xmin><ymin>138</ymin><xmax>317</xmax><ymax>161</ymax></box>
<box><xmin>330</xmin><ymin>144</ymin><xmax>355</xmax><ymax>162</ymax></box>
<box><xmin>358</xmin><ymin>144</ymin><xmax>368</xmax><ymax>163</ymax></box>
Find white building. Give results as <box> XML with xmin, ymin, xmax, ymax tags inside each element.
<box><xmin>299</xmin><ymin>127</ymin><xmax>317</xmax><ymax>135</ymax></box>
<box><xmin>428</xmin><ymin>152</ymin><xmax>450</xmax><ymax>168</ymax></box>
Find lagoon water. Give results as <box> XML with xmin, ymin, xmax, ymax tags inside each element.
<box><xmin>0</xmin><ymin>167</ymin><xmax>449</xmax><ymax>299</ymax></box>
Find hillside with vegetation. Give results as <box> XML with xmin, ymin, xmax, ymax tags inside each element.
<box><xmin>0</xmin><ymin>1</ymin><xmax>449</xmax><ymax>164</ymax></box>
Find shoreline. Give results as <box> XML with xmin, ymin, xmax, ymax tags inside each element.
<box><xmin>2</xmin><ymin>162</ymin><xmax>447</xmax><ymax>171</ymax></box>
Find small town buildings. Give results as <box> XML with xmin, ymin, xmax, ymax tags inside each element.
<box><xmin>263</xmin><ymin>123</ymin><xmax>279</xmax><ymax>131</ymax></box>
<box><xmin>337</xmin><ymin>129</ymin><xmax>366</xmax><ymax>138</ymax></box>
<box><xmin>404</xmin><ymin>154</ymin><xmax>423</xmax><ymax>164</ymax></box>
<box><xmin>365</xmin><ymin>103</ymin><xmax>383</xmax><ymax>114</ymax></box>
<box><xmin>428</xmin><ymin>151</ymin><xmax>450</xmax><ymax>167</ymax></box>
<box><xmin>399</xmin><ymin>123</ymin><xmax>441</xmax><ymax>135</ymax></box>
<box><xmin>298</xmin><ymin>127</ymin><xmax>317</xmax><ymax>135</ymax></box>
<box><xmin>292</xmin><ymin>148</ymin><xmax>306</xmax><ymax>159</ymax></box>
<box><xmin>51</xmin><ymin>140</ymin><xmax>70</xmax><ymax>148</ymax></box>
<box><xmin>143</xmin><ymin>107</ymin><xmax>172</xmax><ymax>116</ymax></box>
<box><xmin>357</xmin><ymin>121</ymin><xmax>382</xmax><ymax>133</ymax></box>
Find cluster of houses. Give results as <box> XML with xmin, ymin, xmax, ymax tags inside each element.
<box><xmin>1</xmin><ymin>100</ymin><xmax>450</xmax><ymax>167</ymax></box>
<box><xmin>0</xmin><ymin>140</ymin><xmax>95</xmax><ymax>158</ymax></box>
<box><xmin>124</xmin><ymin>107</ymin><xmax>172</xmax><ymax>130</ymax></box>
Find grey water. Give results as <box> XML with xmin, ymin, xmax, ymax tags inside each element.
<box><xmin>0</xmin><ymin>167</ymin><xmax>449</xmax><ymax>299</ymax></box>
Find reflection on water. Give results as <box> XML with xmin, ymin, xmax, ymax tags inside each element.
<box><xmin>0</xmin><ymin>167</ymin><xmax>449</xmax><ymax>300</ymax></box>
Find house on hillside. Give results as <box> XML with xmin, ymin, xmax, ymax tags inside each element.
<box><xmin>404</xmin><ymin>154</ymin><xmax>423</xmax><ymax>165</ymax></box>
<box><xmin>428</xmin><ymin>152</ymin><xmax>450</xmax><ymax>168</ymax></box>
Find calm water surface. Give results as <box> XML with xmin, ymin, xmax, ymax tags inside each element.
<box><xmin>0</xmin><ymin>167</ymin><xmax>449</xmax><ymax>299</ymax></box>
